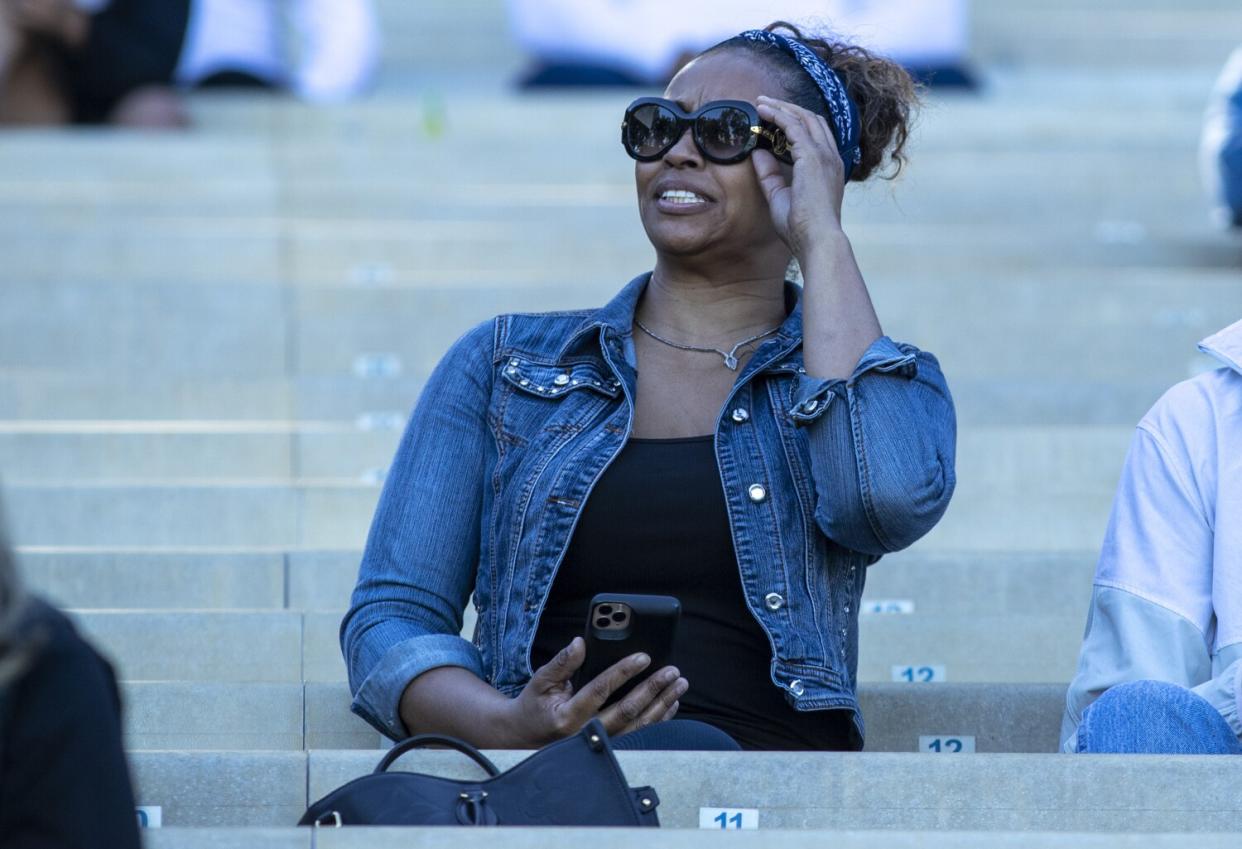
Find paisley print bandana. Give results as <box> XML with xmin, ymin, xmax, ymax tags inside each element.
<box><xmin>738</xmin><ymin>29</ymin><xmax>862</xmax><ymax>180</ymax></box>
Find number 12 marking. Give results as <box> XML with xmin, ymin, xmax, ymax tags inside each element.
<box><xmin>892</xmin><ymin>665</ymin><xmax>947</xmax><ymax>682</ymax></box>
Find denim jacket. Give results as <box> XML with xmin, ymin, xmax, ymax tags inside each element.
<box><xmin>341</xmin><ymin>272</ymin><xmax>957</xmax><ymax>742</ymax></box>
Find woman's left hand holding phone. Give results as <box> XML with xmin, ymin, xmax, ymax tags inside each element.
<box><xmin>501</xmin><ymin>637</ymin><xmax>688</xmax><ymax>747</ymax></box>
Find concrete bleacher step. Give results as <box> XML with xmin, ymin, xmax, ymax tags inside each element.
<box><xmin>17</xmin><ymin>549</ymin><xmax>354</xmax><ymax>610</ymax></box>
<box><xmin>0</xmin><ymin>425</ymin><xmax>1129</xmax><ymax>496</ymax></box>
<box><xmin>120</xmin><ymin>680</ymin><xmax>1065</xmax><ymax>753</ymax></box>
<box><xmin>70</xmin><ymin>608</ymin><xmax>1080</xmax><ymax>684</ymax></box>
<box><xmin>3</xmin><ymin>473</ymin><xmax>1119</xmax><ymax>551</ymax></box>
<box><xmin>2</xmin><ymin>483</ymin><xmax>376</xmax><ymax>547</ymax></box>
<box><xmin>0</xmin><ymin>367</ymin><xmax>1194</xmax><ymax>425</ymax></box>
<box><xmin>0</xmin><ymin>423</ymin><xmax>397</xmax><ymax>481</ymax></box>
<box><xmin>6</xmin><ymin>270</ymin><xmax>1235</xmax><ymax>383</ymax></box>
<box><xmin>140</xmin><ymin>829</ymin><xmax>1242</xmax><ymax>849</ymax></box>
<box><xmin>20</xmin><ymin>548</ymin><xmax>1097</xmax><ymax>616</ymax></box>
<box><xmin>69</xmin><ymin>610</ymin><xmax>347</xmax><ymax>682</ymax></box>
<box><xmin>0</xmin><ymin>420</ymin><xmax>1129</xmax><ymax>547</ymax></box>
<box><xmin>126</xmin><ymin>749</ymin><xmax>1242</xmax><ymax>829</ymax></box>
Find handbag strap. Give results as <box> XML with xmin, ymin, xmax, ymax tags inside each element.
<box><xmin>375</xmin><ymin>732</ymin><xmax>501</xmax><ymax>777</ymax></box>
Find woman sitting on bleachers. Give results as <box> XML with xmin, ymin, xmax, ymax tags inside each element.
<box><xmin>341</xmin><ymin>21</ymin><xmax>957</xmax><ymax>752</ymax></box>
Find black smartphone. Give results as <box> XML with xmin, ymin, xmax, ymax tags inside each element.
<box><xmin>571</xmin><ymin>593</ymin><xmax>681</xmax><ymax>708</ymax></box>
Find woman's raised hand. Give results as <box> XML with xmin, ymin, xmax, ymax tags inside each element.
<box><xmin>502</xmin><ymin>637</ymin><xmax>687</xmax><ymax>747</ymax></box>
<box><xmin>752</xmin><ymin>95</ymin><xmax>846</xmax><ymax>259</ymax></box>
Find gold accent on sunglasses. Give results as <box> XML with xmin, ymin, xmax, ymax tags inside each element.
<box><xmin>751</xmin><ymin>125</ymin><xmax>789</xmax><ymax>156</ymax></box>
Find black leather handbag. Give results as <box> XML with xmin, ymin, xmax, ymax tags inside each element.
<box><xmin>299</xmin><ymin>719</ymin><xmax>660</xmax><ymax>827</ymax></box>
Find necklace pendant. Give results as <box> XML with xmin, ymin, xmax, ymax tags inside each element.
<box><xmin>723</xmin><ymin>353</ymin><xmax>739</xmax><ymax>370</ymax></box>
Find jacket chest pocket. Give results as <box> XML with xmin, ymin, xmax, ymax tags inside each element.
<box><xmin>501</xmin><ymin>357</ymin><xmax>621</xmax><ymax>400</ymax></box>
<box><xmin>497</xmin><ymin>357</ymin><xmax>622</xmax><ymax>440</ymax></box>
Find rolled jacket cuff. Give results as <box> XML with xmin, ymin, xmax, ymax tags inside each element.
<box><xmin>789</xmin><ymin>336</ymin><xmax>920</xmax><ymax>426</ymax></box>
<box><xmin>351</xmin><ymin>633</ymin><xmax>485</xmax><ymax>739</ymax></box>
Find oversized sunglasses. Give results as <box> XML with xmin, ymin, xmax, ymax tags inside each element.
<box><xmin>621</xmin><ymin>97</ymin><xmax>793</xmax><ymax>165</ymax></box>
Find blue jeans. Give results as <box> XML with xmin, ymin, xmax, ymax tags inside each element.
<box><xmin>1076</xmin><ymin>680</ymin><xmax>1242</xmax><ymax>754</ymax></box>
<box><xmin>613</xmin><ymin>720</ymin><xmax>741</xmax><ymax>752</ymax></box>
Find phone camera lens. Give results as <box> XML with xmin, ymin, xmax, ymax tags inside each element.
<box><xmin>597</xmin><ymin>605</ymin><xmax>613</xmax><ymax>616</ymax></box>
<box><xmin>611</xmin><ymin>612</ymin><xmax>627</xmax><ymax>623</ymax></box>
<box><xmin>595</xmin><ymin>617</ymin><xmax>611</xmax><ymax>629</ymax></box>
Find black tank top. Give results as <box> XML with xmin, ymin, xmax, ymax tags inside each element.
<box><xmin>530</xmin><ymin>435</ymin><xmax>856</xmax><ymax>750</ymax></box>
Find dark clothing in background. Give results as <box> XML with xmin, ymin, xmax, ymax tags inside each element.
<box><xmin>0</xmin><ymin>598</ymin><xmax>141</xmax><ymax>849</ymax></box>
<box><xmin>63</xmin><ymin>0</ymin><xmax>191</xmax><ymax>123</ymax></box>
<box><xmin>532</xmin><ymin>435</ymin><xmax>857</xmax><ymax>751</ymax></box>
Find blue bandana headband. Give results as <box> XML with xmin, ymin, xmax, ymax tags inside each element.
<box><xmin>738</xmin><ymin>29</ymin><xmax>862</xmax><ymax>180</ymax></box>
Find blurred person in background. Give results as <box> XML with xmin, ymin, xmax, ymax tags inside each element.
<box><xmin>508</xmin><ymin>0</ymin><xmax>973</xmax><ymax>88</ymax></box>
<box><xmin>0</xmin><ymin>506</ymin><xmax>141</xmax><ymax>846</ymax></box>
<box><xmin>1202</xmin><ymin>47</ymin><xmax>1242</xmax><ymax>229</ymax></box>
<box><xmin>1061</xmin><ymin>319</ymin><xmax>1242</xmax><ymax>754</ymax></box>
<box><xmin>343</xmin><ymin>22</ymin><xmax>955</xmax><ymax>753</ymax></box>
<box><xmin>0</xmin><ymin>0</ymin><xmax>379</xmax><ymax>127</ymax></box>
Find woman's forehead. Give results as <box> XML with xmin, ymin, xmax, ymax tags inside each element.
<box><xmin>664</xmin><ymin>51</ymin><xmax>783</xmax><ymax>109</ymax></box>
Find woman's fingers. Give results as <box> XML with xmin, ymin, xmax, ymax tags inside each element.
<box><xmin>598</xmin><ymin>665</ymin><xmax>686</xmax><ymax>736</ymax></box>
<box><xmin>758</xmin><ymin>96</ymin><xmax>841</xmax><ymax>159</ymax></box>
<box><xmin>757</xmin><ymin>99</ymin><xmax>816</xmax><ymax>155</ymax></box>
<box><xmin>751</xmin><ymin>148</ymin><xmax>790</xmax><ymax>201</ymax></box>
<box><xmin>566</xmin><ymin>650</ymin><xmax>652</xmax><ymax>716</ymax></box>
<box><xmin>529</xmin><ymin>637</ymin><xmax>586</xmax><ymax>691</ymax></box>
<box><xmin>774</xmin><ymin>97</ymin><xmax>838</xmax><ymax>153</ymax></box>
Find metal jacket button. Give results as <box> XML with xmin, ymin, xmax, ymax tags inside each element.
<box><xmin>730</xmin><ymin>407</ymin><xmax>750</xmax><ymax>423</ymax></box>
<box><xmin>748</xmin><ymin>484</ymin><xmax>767</xmax><ymax>503</ymax></box>
<box><xmin>789</xmin><ymin>679</ymin><xmax>805</xmax><ymax>697</ymax></box>
<box><xmin>764</xmin><ymin>592</ymin><xmax>784</xmax><ymax>611</ymax></box>
<box><xmin>553</xmin><ymin>374</ymin><xmax>570</xmax><ymax>386</ymax></box>
<box><xmin>801</xmin><ymin>399</ymin><xmax>819</xmax><ymax>414</ymax></box>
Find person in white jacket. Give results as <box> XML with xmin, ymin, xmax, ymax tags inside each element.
<box><xmin>1062</xmin><ymin>318</ymin><xmax>1242</xmax><ymax>754</ymax></box>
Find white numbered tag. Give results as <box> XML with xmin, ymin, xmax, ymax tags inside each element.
<box><xmin>919</xmin><ymin>735</ymin><xmax>975</xmax><ymax>753</ymax></box>
<box><xmin>355</xmin><ymin>411</ymin><xmax>406</xmax><ymax>431</ymax></box>
<box><xmin>861</xmin><ymin>599</ymin><xmax>915</xmax><ymax>614</ymax></box>
<box><xmin>891</xmin><ymin>665</ymin><xmax>947</xmax><ymax>683</ymax></box>
<box><xmin>136</xmin><ymin>807</ymin><xmax>162</xmax><ymax>828</ymax></box>
<box><xmin>352</xmin><ymin>353</ymin><xmax>403</xmax><ymax>378</ymax></box>
<box><xmin>348</xmin><ymin>261</ymin><xmax>394</xmax><ymax>286</ymax></box>
<box><xmin>699</xmin><ymin>807</ymin><xmax>759</xmax><ymax>830</ymax></box>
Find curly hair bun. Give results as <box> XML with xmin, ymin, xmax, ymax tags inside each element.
<box><xmin>710</xmin><ymin>21</ymin><xmax>920</xmax><ymax>182</ymax></box>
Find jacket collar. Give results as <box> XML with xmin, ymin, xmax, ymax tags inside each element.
<box><xmin>559</xmin><ymin>271</ymin><xmax>805</xmax><ymax>363</ymax></box>
<box><xmin>1199</xmin><ymin>318</ymin><xmax>1242</xmax><ymax>375</ymax></box>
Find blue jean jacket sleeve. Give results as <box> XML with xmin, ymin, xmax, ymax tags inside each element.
<box><xmin>340</xmin><ymin>320</ymin><xmax>496</xmax><ymax>738</ymax></box>
<box><xmin>790</xmin><ymin>336</ymin><xmax>956</xmax><ymax>555</ymax></box>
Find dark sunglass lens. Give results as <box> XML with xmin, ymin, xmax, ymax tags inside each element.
<box><xmin>626</xmin><ymin>104</ymin><xmax>679</xmax><ymax>158</ymax></box>
<box><xmin>697</xmin><ymin>106</ymin><xmax>754</xmax><ymax>161</ymax></box>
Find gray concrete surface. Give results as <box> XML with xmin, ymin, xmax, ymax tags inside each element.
<box><xmin>75</xmin><ymin>611</ymin><xmax>304</xmax><ymax>682</ymax></box>
<box><xmin>125</xmin><ymin>682</ymin><xmax>305</xmax><ymax>750</ymax></box>
<box><xmin>1</xmin><ymin>483</ymin><xmax>378</xmax><ymax>547</ymax></box>
<box><xmin>122</xmin><ymin>681</ymin><xmax>1065</xmax><ymax>754</ymax></box>
<box><xmin>86</xmin><ymin>607</ymin><xmax>1078</xmax><ymax>685</ymax></box>
<box><xmin>858</xmin><ymin>615</ymin><xmax>1083</xmax><ymax>683</ymax></box>
<box><xmin>129</xmin><ymin>751</ymin><xmax>306</xmax><ymax>827</ymax></box>
<box><xmin>18</xmin><ymin>549</ymin><xmax>286</xmax><ymax>609</ymax></box>
<box><xmin>128</xmin><ymin>749</ymin><xmax>1242</xmax><ymax>829</ymax></box>
<box><xmin>302</xmin><ymin>750</ymin><xmax>1242</xmax><ymax>831</ymax></box>
<box><xmin>26</xmin><ymin>547</ymin><xmax>1094</xmax><ymax>617</ymax></box>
